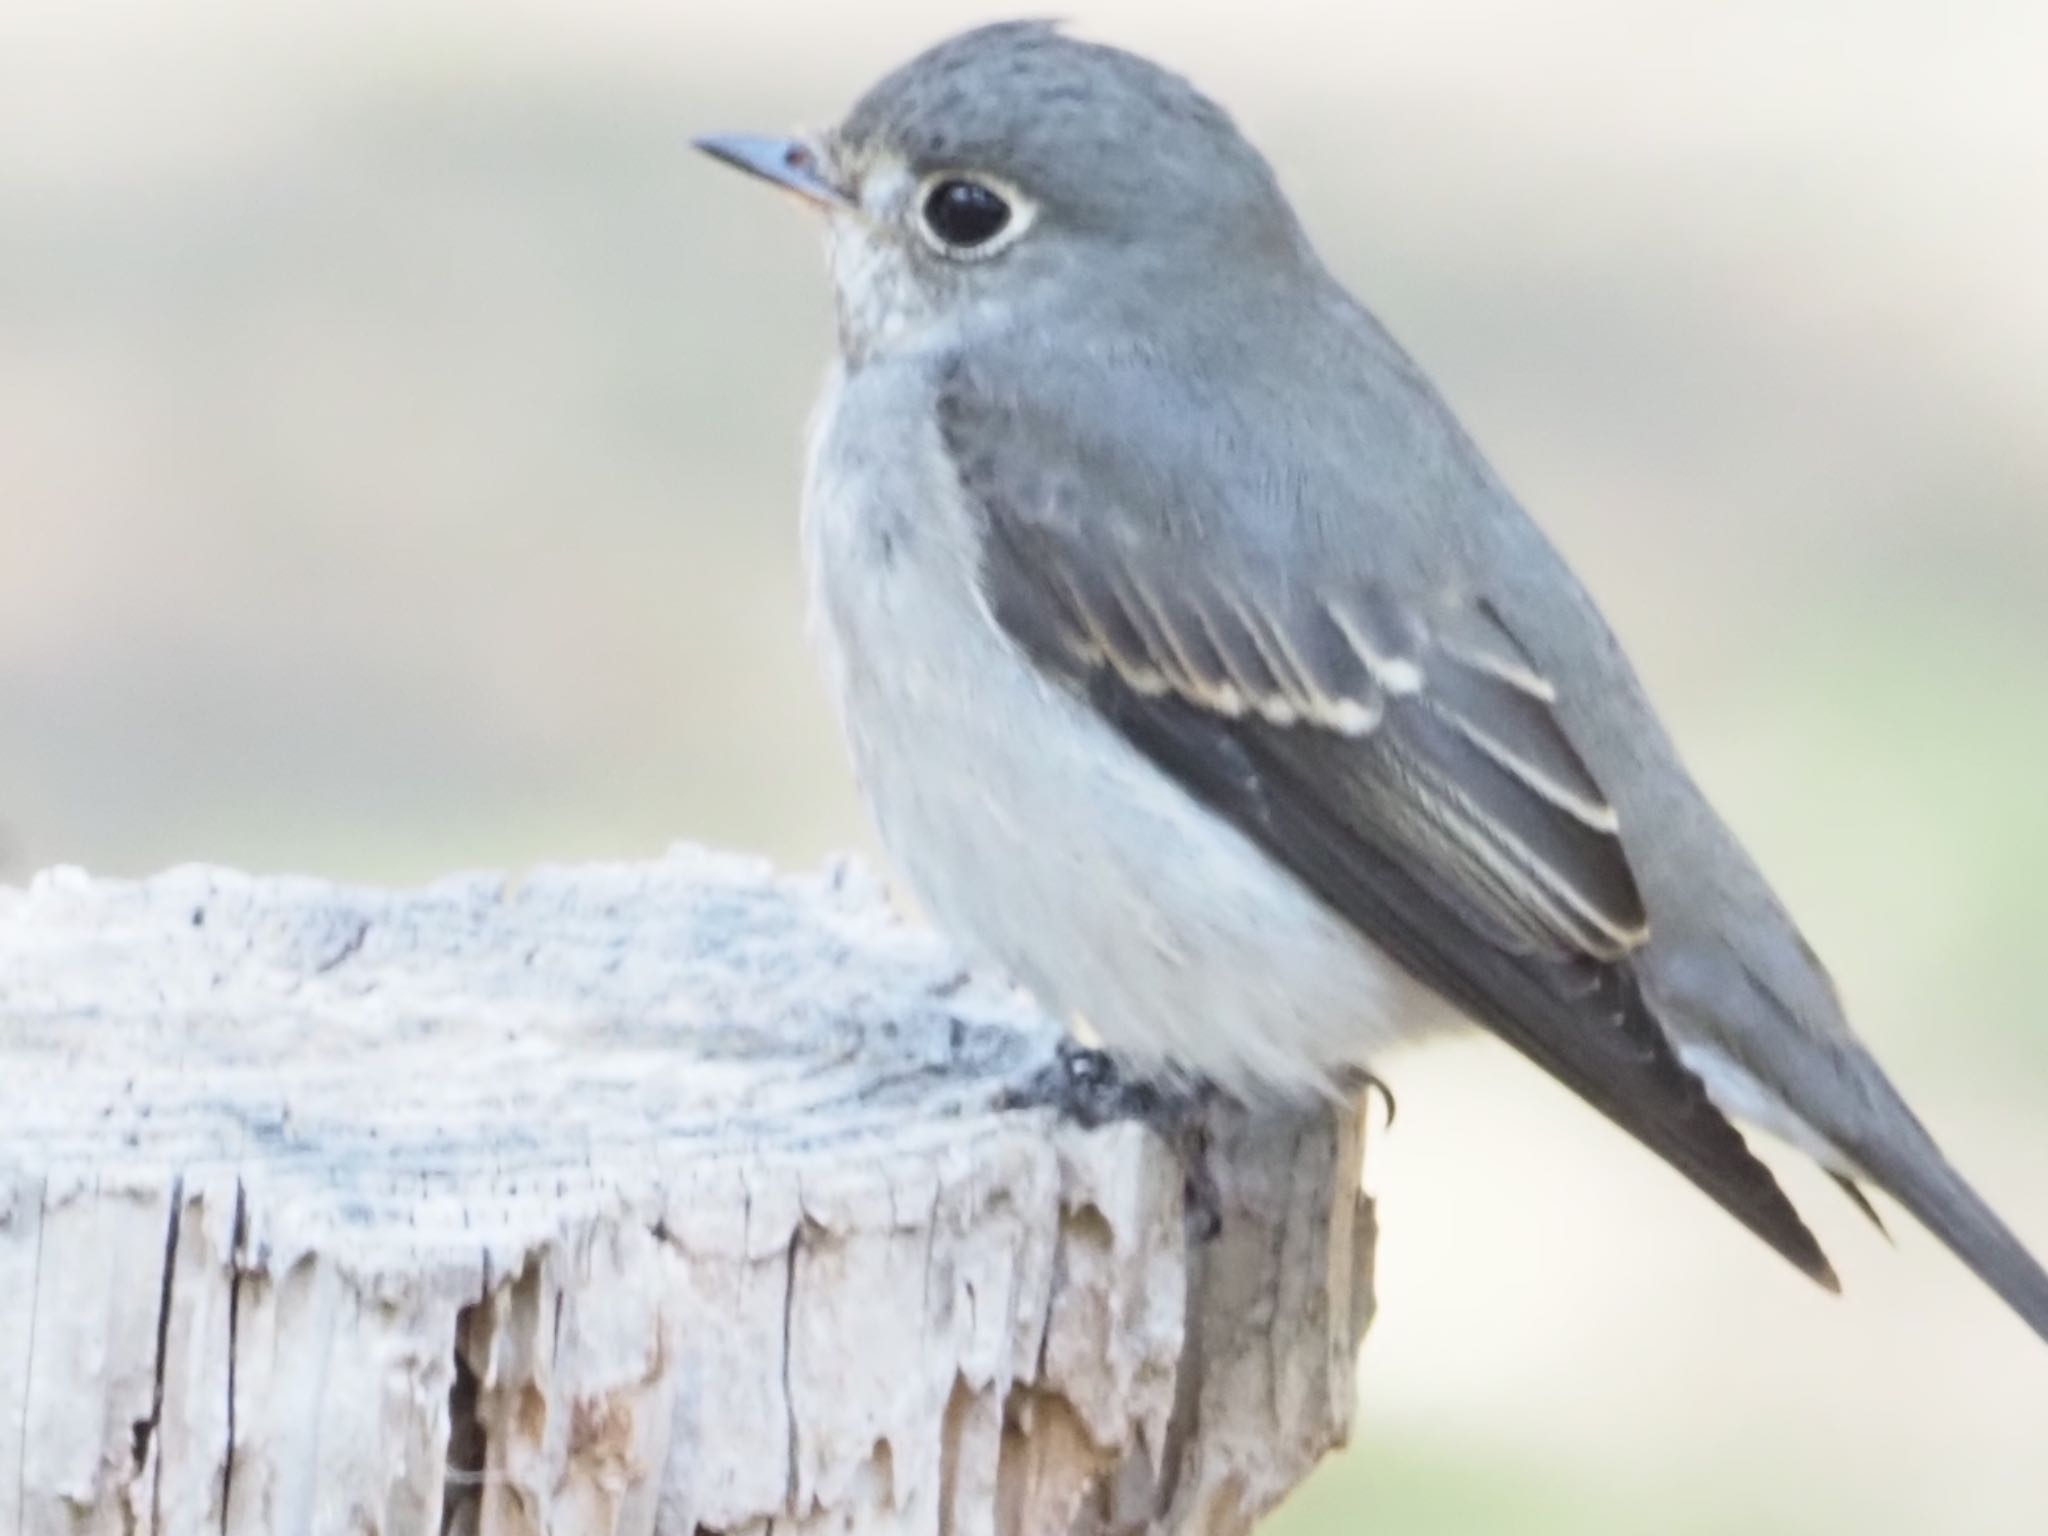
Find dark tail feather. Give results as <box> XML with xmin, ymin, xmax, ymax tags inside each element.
<box><xmin>1830</xmin><ymin>1172</ymin><xmax>1892</xmax><ymax>1241</ymax></box>
<box><xmin>1858</xmin><ymin>1131</ymin><xmax>2048</xmax><ymax>1345</ymax></box>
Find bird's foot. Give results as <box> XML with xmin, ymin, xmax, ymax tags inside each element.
<box><xmin>1004</xmin><ymin>1039</ymin><xmax>1207</xmax><ymax>1127</ymax></box>
<box><xmin>1001</xmin><ymin>1040</ymin><xmax>1226</xmax><ymax>1239</ymax></box>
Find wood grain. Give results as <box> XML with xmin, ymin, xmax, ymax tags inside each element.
<box><xmin>0</xmin><ymin>847</ymin><xmax>1371</xmax><ymax>1535</ymax></box>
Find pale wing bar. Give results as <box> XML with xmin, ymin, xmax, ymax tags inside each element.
<box><xmin>1024</xmin><ymin>541</ymin><xmax>1647</xmax><ymax>962</ymax></box>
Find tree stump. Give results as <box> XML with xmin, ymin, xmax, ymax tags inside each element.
<box><xmin>0</xmin><ymin>848</ymin><xmax>1373</xmax><ymax>1536</ymax></box>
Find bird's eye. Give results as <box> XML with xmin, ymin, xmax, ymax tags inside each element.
<box><xmin>920</xmin><ymin>178</ymin><xmax>1012</xmax><ymax>253</ymax></box>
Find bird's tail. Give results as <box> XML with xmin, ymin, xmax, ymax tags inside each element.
<box><xmin>1855</xmin><ymin>1120</ymin><xmax>2048</xmax><ymax>1345</ymax></box>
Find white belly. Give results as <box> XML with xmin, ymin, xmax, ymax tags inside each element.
<box><xmin>801</xmin><ymin>364</ymin><xmax>1455</xmax><ymax>1102</ymax></box>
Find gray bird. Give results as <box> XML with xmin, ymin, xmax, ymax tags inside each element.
<box><xmin>697</xmin><ymin>20</ymin><xmax>2048</xmax><ymax>1340</ymax></box>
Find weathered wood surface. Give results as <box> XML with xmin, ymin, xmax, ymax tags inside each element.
<box><xmin>0</xmin><ymin>848</ymin><xmax>1372</xmax><ymax>1536</ymax></box>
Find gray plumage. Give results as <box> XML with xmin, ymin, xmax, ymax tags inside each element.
<box><xmin>700</xmin><ymin>20</ymin><xmax>2048</xmax><ymax>1339</ymax></box>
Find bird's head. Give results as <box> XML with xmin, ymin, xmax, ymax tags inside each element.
<box><xmin>696</xmin><ymin>21</ymin><xmax>1313</xmax><ymax>365</ymax></box>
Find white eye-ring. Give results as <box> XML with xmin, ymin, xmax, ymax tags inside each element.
<box><xmin>914</xmin><ymin>172</ymin><xmax>1036</xmax><ymax>260</ymax></box>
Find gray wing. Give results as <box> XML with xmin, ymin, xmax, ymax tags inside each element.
<box><xmin>937</xmin><ymin>361</ymin><xmax>1836</xmax><ymax>1289</ymax></box>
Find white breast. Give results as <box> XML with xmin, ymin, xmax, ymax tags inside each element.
<box><xmin>801</xmin><ymin>362</ymin><xmax>1457</xmax><ymax>1102</ymax></box>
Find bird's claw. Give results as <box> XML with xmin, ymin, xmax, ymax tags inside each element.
<box><xmin>999</xmin><ymin>1039</ymin><xmax>1226</xmax><ymax>1239</ymax></box>
<box><xmin>1356</xmin><ymin>1070</ymin><xmax>1398</xmax><ymax>1131</ymax></box>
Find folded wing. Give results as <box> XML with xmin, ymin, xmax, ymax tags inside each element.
<box><xmin>941</xmin><ymin>363</ymin><xmax>1835</xmax><ymax>1287</ymax></box>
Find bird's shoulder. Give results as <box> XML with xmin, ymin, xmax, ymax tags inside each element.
<box><xmin>934</xmin><ymin>317</ymin><xmax>1656</xmax><ymax>963</ymax></box>
<box><xmin>938</xmin><ymin>296</ymin><xmax>1488</xmax><ymax>586</ymax></box>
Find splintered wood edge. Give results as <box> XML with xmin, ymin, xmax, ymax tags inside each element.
<box><xmin>0</xmin><ymin>846</ymin><xmax>1372</xmax><ymax>1536</ymax></box>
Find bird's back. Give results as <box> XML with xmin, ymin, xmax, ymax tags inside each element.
<box><xmin>935</xmin><ymin>270</ymin><xmax>2048</xmax><ymax>1337</ymax></box>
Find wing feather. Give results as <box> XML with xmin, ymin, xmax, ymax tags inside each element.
<box><xmin>941</xmin><ymin>363</ymin><xmax>1835</xmax><ymax>1288</ymax></box>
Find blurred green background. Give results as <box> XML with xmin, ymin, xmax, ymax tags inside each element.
<box><xmin>2</xmin><ymin>1</ymin><xmax>2043</xmax><ymax>1530</ymax></box>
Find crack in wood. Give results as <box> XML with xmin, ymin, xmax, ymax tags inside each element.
<box><xmin>310</xmin><ymin>918</ymin><xmax>371</xmax><ymax>976</ymax></box>
<box><xmin>779</xmin><ymin>1228</ymin><xmax>802</xmax><ymax>1514</ymax></box>
<box><xmin>441</xmin><ymin>1301</ymin><xmax>485</xmax><ymax>1534</ymax></box>
<box><xmin>12</xmin><ymin>1178</ymin><xmax>46</xmax><ymax>1536</ymax></box>
<box><xmin>218</xmin><ymin>1179</ymin><xmax>245</xmax><ymax>1536</ymax></box>
<box><xmin>139</xmin><ymin>1175</ymin><xmax>185</xmax><ymax>1534</ymax></box>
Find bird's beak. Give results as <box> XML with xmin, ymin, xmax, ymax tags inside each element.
<box><xmin>693</xmin><ymin>133</ymin><xmax>852</xmax><ymax>210</ymax></box>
